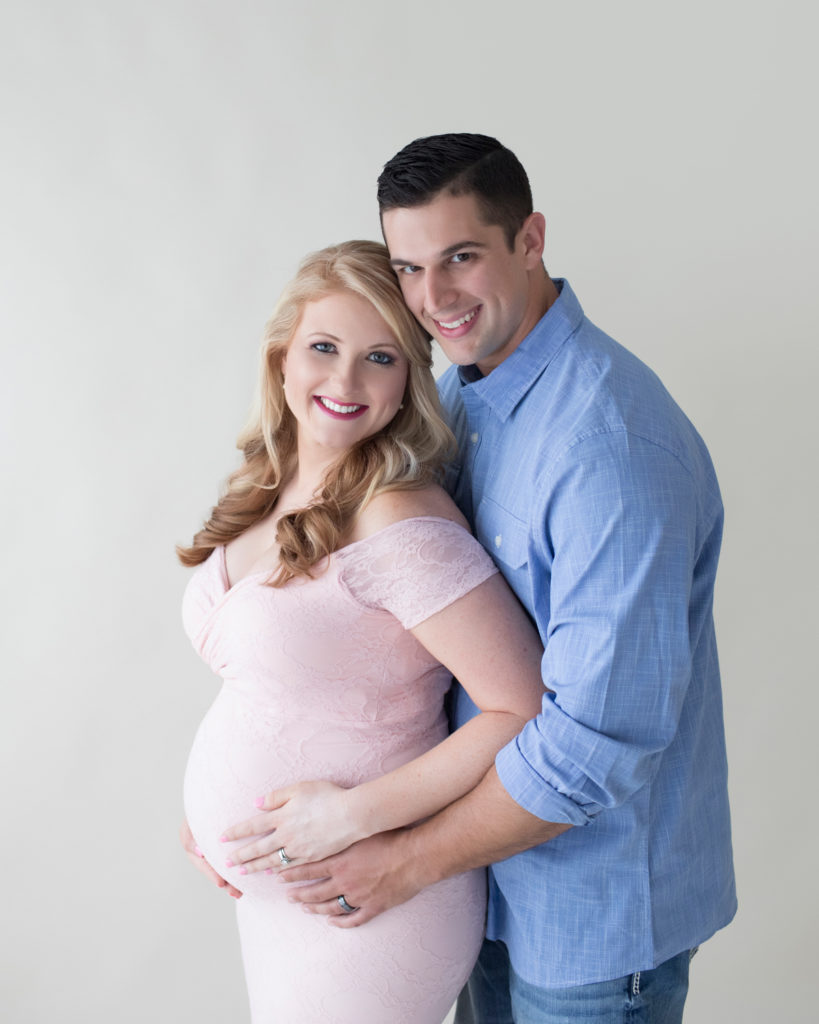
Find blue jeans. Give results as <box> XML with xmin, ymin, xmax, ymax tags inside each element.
<box><xmin>454</xmin><ymin>939</ymin><xmax>694</xmax><ymax>1024</ymax></box>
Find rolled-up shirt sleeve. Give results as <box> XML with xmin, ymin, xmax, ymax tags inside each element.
<box><xmin>495</xmin><ymin>429</ymin><xmax>718</xmax><ymax>826</ymax></box>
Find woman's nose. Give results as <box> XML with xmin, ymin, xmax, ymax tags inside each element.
<box><xmin>330</xmin><ymin>357</ymin><xmax>360</xmax><ymax>394</ymax></box>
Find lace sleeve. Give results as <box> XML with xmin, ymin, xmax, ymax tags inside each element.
<box><xmin>181</xmin><ymin>547</ymin><xmax>225</xmax><ymax>644</ymax></box>
<box><xmin>337</xmin><ymin>516</ymin><xmax>498</xmax><ymax>629</ymax></box>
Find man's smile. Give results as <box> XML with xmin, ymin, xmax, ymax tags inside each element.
<box><xmin>432</xmin><ymin>305</ymin><xmax>482</xmax><ymax>336</ymax></box>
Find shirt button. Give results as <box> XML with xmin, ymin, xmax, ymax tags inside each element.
<box><xmin>470</xmin><ymin>432</ymin><xmax>479</xmax><ymax>444</ymax></box>
<box><xmin>494</xmin><ymin>535</ymin><xmax>502</xmax><ymax>548</ymax></box>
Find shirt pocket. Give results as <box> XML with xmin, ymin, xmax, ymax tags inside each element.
<box><xmin>475</xmin><ymin>496</ymin><xmax>529</xmax><ymax>573</ymax></box>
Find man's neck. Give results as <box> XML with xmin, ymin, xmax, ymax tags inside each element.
<box><xmin>538</xmin><ymin>269</ymin><xmax>560</xmax><ymax>319</ymax></box>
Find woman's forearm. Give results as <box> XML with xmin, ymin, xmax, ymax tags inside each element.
<box><xmin>345</xmin><ymin>709</ymin><xmax>530</xmax><ymax>841</ymax></box>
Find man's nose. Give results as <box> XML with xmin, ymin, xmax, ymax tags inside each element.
<box><xmin>424</xmin><ymin>269</ymin><xmax>456</xmax><ymax>314</ymax></box>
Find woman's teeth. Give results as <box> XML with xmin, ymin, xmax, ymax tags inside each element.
<box><xmin>319</xmin><ymin>397</ymin><xmax>363</xmax><ymax>414</ymax></box>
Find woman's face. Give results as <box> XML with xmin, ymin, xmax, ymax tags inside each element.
<box><xmin>281</xmin><ymin>291</ymin><xmax>409</xmax><ymax>461</ymax></box>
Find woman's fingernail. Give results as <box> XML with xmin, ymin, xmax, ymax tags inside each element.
<box><xmin>225</xmin><ymin>858</ymin><xmax>234</xmax><ymax>868</ymax></box>
<box><xmin>219</xmin><ymin>835</ymin><xmax>228</xmax><ymax>843</ymax></box>
<box><xmin>194</xmin><ymin>845</ymin><xmax>204</xmax><ymax>858</ymax></box>
<box><xmin>230</xmin><ymin>892</ymin><xmax>241</xmax><ymax>899</ymax></box>
<box><xmin>255</xmin><ymin>796</ymin><xmax>264</xmax><ymax>809</ymax></box>
<box><xmin>239</xmin><ymin>867</ymin><xmax>247</xmax><ymax>876</ymax></box>
<box><xmin>265</xmin><ymin>868</ymin><xmax>273</xmax><ymax>875</ymax></box>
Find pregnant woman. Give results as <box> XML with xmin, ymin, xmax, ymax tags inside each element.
<box><xmin>178</xmin><ymin>241</ymin><xmax>544</xmax><ymax>1023</ymax></box>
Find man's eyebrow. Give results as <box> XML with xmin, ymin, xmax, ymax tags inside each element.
<box><xmin>389</xmin><ymin>240</ymin><xmax>488</xmax><ymax>268</ymax></box>
<box><xmin>440</xmin><ymin>240</ymin><xmax>487</xmax><ymax>257</ymax></box>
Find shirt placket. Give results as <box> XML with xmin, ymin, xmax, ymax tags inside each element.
<box><xmin>460</xmin><ymin>389</ymin><xmax>489</xmax><ymax>529</ymax></box>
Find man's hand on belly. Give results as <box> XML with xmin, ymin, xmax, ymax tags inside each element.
<box><xmin>274</xmin><ymin>829</ymin><xmax>425</xmax><ymax>928</ymax></box>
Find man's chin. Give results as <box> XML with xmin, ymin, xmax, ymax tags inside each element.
<box><xmin>433</xmin><ymin>338</ymin><xmax>477</xmax><ymax>365</ymax></box>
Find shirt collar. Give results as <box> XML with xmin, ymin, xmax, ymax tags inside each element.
<box><xmin>456</xmin><ymin>279</ymin><xmax>584</xmax><ymax>420</ymax></box>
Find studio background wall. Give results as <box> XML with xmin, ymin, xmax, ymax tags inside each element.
<box><xmin>1</xmin><ymin>2</ymin><xmax>816</xmax><ymax>1021</ymax></box>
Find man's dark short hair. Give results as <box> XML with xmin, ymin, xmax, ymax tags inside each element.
<box><xmin>377</xmin><ymin>133</ymin><xmax>533</xmax><ymax>250</ymax></box>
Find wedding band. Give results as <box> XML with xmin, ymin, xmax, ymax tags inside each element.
<box><xmin>337</xmin><ymin>895</ymin><xmax>358</xmax><ymax>914</ymax></box>
<box><xmin>277</xmin><ymin>847</ymin><xmax>292</xmax><ymax>866</ymax></box>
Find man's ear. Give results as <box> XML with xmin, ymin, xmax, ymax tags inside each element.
<box><xmin>519</xmin><ymin>212</ymin><xmax>546</xmax><ymax>269</ymax></box>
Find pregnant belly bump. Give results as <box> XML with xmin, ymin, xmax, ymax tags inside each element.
<box><xmin>184</xmin><ymin>687</ymin><xmax>374</xmax><ymax>901</ymax></box>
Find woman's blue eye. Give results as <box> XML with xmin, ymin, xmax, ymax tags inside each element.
<box><xmin>368</xmin><ymin>351</ymin><xmax>394</xmax><ymax>365</ymax></box>
<box><xmin>312</xmin><ymin>342</ymin><xmax>336</xmax><ymax>353</ymax></box>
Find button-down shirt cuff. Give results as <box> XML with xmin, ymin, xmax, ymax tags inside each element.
<box><xmin>495</xmin><ymin>739</ymin><xmax>596</xmax><ymax>827</ymax></box>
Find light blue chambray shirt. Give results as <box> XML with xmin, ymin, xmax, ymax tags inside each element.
<box><xmin>440</xmin><ymin>280</ymin><xmax>736</xmax><ymax>988</ymax></box>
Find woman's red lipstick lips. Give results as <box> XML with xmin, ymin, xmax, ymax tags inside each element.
<box><xmin>314</xmin><ymin>395</ymin><xmax>369</xmax><ymax>419</ymax></box>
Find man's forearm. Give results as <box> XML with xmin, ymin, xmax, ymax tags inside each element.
<box><xmin>275</xmin><ymin>763</ymin><xmax>572</xmax><ymax>927</ymax></box>
<box><xmin>401</xmin><ymin>764</ymin><xmax>572</xmax><ymax>888</ymax></box>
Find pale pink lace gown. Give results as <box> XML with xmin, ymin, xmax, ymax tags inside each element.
<box><xmin>182</xmin><ymin>516</ymin><xmax>497</xmax><ymax>1024</ymax></box>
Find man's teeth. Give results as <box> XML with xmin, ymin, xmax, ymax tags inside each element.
<box><xmin>320</xmin><ymin>397</ymin><xmax>363</xmax><ymax>414</ymax></box>
<box><xmin>438</xmin><ymin>309</ymin><xmax>477</xmax><ymax>330</ymax></box>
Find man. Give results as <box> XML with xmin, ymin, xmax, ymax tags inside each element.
<box><xmin>280</xmin><ymin>134</ymin><xmax>737</xmax><ymax>1022</ymax></box>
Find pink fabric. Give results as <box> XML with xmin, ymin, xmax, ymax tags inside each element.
<box><xmin>183</xmin><ymin>516</ymin><xmax>498</xmax><ymax>1023</ymax></box>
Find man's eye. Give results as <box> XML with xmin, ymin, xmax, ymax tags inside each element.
<box><xmin>450</xmin><ymin>252</ymin><xmax>471</xmax><ymax>264</ymax></box>
<box><xmin>368</xmin><ymin>351</ymin><xmax>394</xmax><ymax>365</ymax></box>
<box><xmin>399</xmin><ymin>265</ymin><xmax>420</xmax><ymax>275</ymax></box>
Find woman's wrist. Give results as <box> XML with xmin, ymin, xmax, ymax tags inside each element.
<box><xmin>344</xmin><ymin>781</ymin><xmax>384</xmax><ymax>843</ymax></box>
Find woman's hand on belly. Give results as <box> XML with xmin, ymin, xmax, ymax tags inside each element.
<box><xmin>220</xmin><ymin>780</ymin><xmax>362</xmax><ymax>875</ymax></box>
<box><xmin>180</xmin><ymin>819</ymin><xmax>243</xmax><ymax>899</ymax></box>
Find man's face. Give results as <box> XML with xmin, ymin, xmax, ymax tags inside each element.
<box><xmin>382</xmin><ymin>191</ymin><xmax>544</xmax><ymax>375</ymax></box>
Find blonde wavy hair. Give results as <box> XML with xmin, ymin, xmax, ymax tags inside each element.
<box><xmin>177</xmin><ymin>240</ymin><xmax>454</xmax><ymax>585</ymax></box>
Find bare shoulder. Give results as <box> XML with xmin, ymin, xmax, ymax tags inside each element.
<box><xmin>352</xmin><ymin>485</ymin><xmax>470</xmax><ymax>541</ymax></box>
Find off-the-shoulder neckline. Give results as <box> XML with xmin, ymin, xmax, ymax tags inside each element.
<box><xmin>219</xmin><ymin>514</ymin><xmax>468</xmax><ymax>591</ymax></box>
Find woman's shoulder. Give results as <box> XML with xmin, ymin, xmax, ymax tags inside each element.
<box><xmin>339</xmin><ymin>487</ymin><xmax>497</xmax><ymax>628</ymax></box>
<box><xmin>351</xmin><ymin>484</ymin><xmax>469</xmax><ymax>542</ymax></box>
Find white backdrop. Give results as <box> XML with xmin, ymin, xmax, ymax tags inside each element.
<box><xmin>1</xmin><ymin>2</ymin><xmax>816</xmax><ymax>1021</ymax></box>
